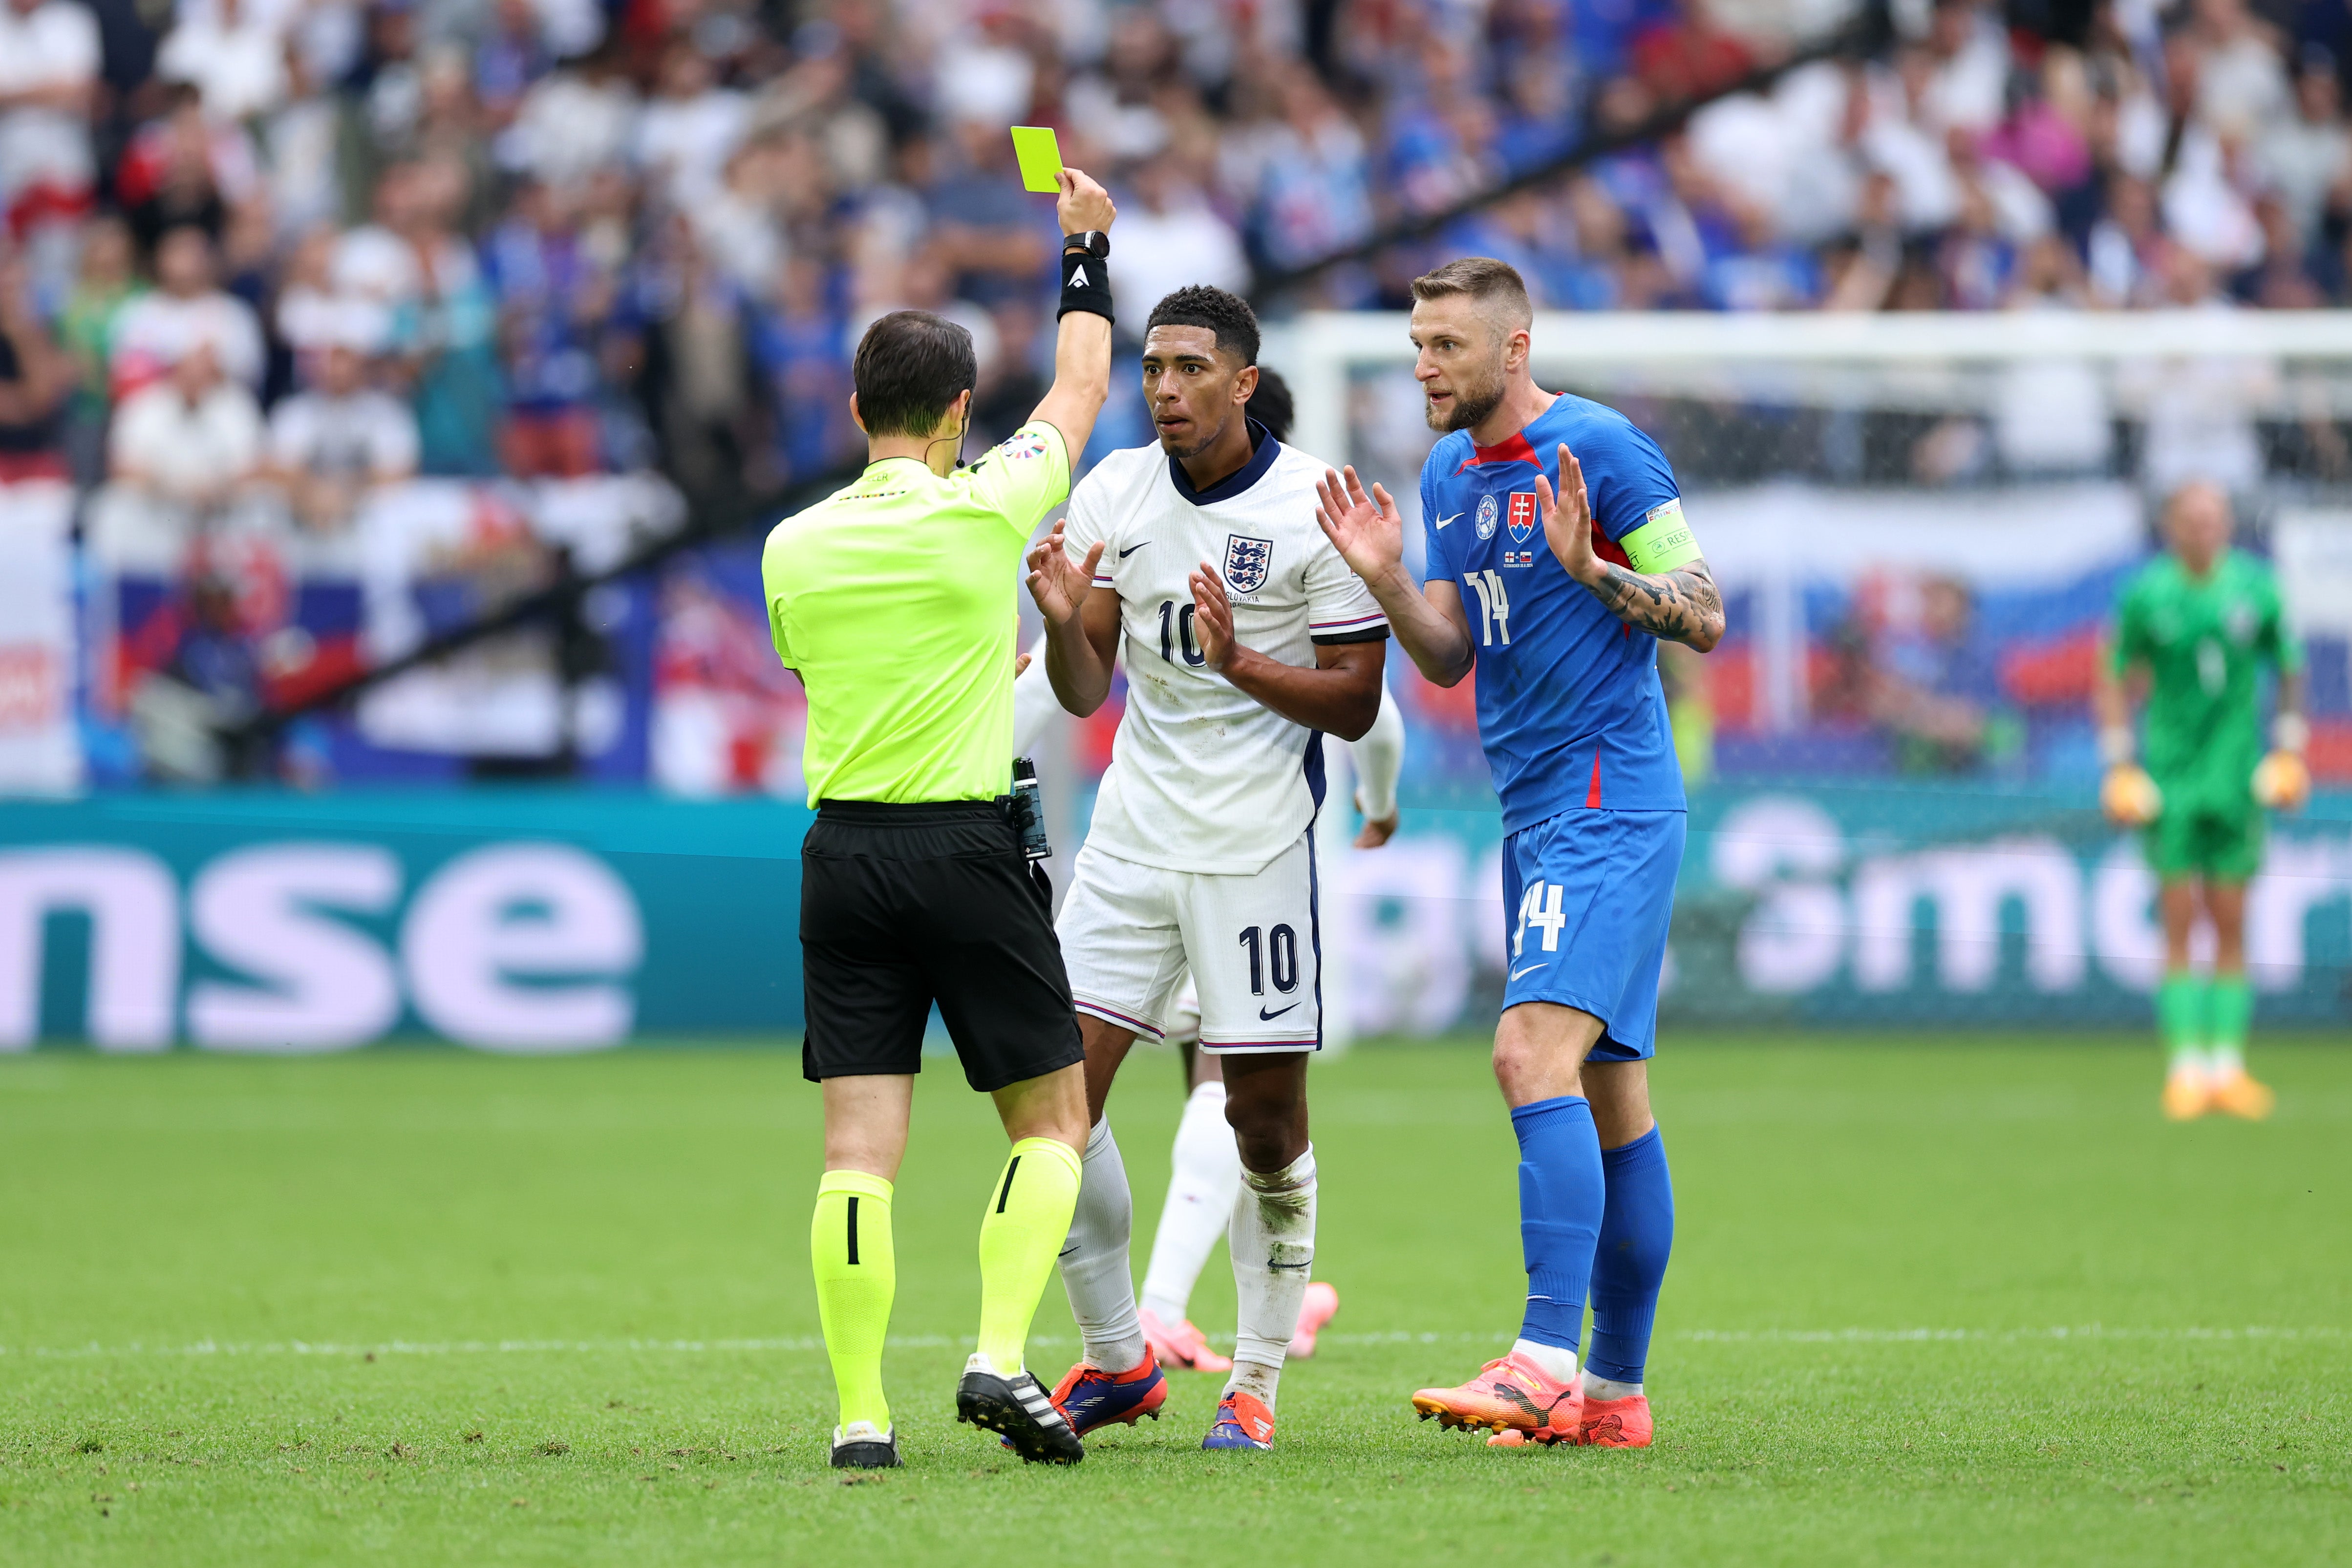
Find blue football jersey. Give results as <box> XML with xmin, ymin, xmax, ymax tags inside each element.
<box><xmin>1419</xmin><ymin>393</ymin><xmax>1688</xmax><ymax>830</ymax></box>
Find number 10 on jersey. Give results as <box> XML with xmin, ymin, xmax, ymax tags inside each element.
<box><xmin>1159</xmin><ymin>600</ymin><xmax>1205</xmax><ymax>666</ymax></box>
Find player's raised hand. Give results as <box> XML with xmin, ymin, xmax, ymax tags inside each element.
<box><xmin>1188</xmin><ymin>561</ymin><xmax>1237</xmax><ymax>672</ymax></box>
<box><xmin>1314</xmin><ymin>466</ymin><xmax>1404</xmax><ymax>583</ymax></box>
<box><xmin>1026</xmin><ymin>520</ymin><xmax>1102</xmax><ymax>627</ymax></box>
<box><xmin>1536</xmin><ymin>443</ymin><xmax>1601</xmax><ymax>586</ymax></box>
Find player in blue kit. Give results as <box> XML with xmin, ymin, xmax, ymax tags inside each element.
<box><xmin>1314</xmin><ymin>258</ymin><xmax>1722</xmax><ymax>1450</ymax></box>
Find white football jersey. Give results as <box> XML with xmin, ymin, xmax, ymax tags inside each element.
<box><xmin>1062</xmin><ymin>433</ymin><xmax>1388</xmax><ymax>876</ymax></box>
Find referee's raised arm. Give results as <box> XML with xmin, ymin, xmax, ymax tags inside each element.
<box><xmin>1030</xmin><ymin>168</ymin><xmax>1119</xmax><ymax>456</ymax></box>
<box><xmin>763</xmin><ymin>164</ymin><xmax>1118</xmax><ymax>1473</ymax></box>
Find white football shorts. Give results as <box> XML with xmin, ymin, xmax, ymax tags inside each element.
<box><xmin>1056</xmin><ymin>833</ymin><xmax>1321</xmax><ymax>1052</ymax></box>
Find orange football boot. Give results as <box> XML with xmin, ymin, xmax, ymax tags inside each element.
<box><xmin>1139</xmin><ymin>1307</ymin><xmax>1232</xmax><ymax>1373</ymax></box>
<box><xmin>1577</xmin><ymin>1391</ymin><xmax>1653</xmax><ymax>1448</ymax></box>
<box><xmin>2208</xmin><ymin>1067</ymin><xmax>2275</xmax><ymax>1120</ymax></box>
<box><xmin>2162</xmin><ymin>1068</ymin><xmax>2210</xmax><ymax>1121</ymax></box>
<box><xmin>1202</xmin><ymin>1389</ymin><xmax>1276</xmax><ymax>1449</ymax></box>
<box><xmin>1288</xmin><ymin>1282</ymin><xmax>1340</xmax><ymax>1359</ymax></box>
<box><xmin>1411</xmin><ymin>1352</ymin><xmax>1581</xmax><ymax>1442</ymax></box>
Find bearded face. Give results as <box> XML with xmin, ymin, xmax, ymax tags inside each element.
<box><xmin>1425</xmin><ymin>350</ymin><xmax>1507</xmax><ymax>433</ymax></box>
<box><xmin>1409</xmin><ymin>296</ymin><xmax>1516</xmax><ymax>434</ymax></box>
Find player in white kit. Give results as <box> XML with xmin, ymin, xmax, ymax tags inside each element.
<box><xmin>1024</xmin><ymin>287</ymin><xmax>1389</xmax><ymax>1452</ymax></box>
<box><xmin>1008</xmin><ymin>369</ymin><xmax>1407</xmax><ymax>1377</ymax></box>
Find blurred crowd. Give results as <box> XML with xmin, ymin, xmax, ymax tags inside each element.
<box><xmin>0</xmin><ymin>0</ymin><xmax>2342</xmax><ymax>790</ymax></box>
<box><xmin>1</xmin><ymin>0</ymin><xmax>2347</xmax><ymax>549</ymax></box>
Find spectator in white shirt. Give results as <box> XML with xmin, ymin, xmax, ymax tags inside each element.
<box><xmin>268</xmin><ymin>337</ymin><xmax>420</xmax><ymax>531</ymax></box>
<box><xmin>157</xmin><ymin>0</ymin><xmax>293</xmax><ymax>124</ymax></box>
<box><xmin>108</xmin><ymin>343</ymin><xmax>264</xmax><ymax>510</ymax></box>
<box><xmin>109</xmin><ymin>225</ymin><xmax>267</xmax><ymax>394</ymax></box>
<box><xmin>0</xmin><ymin>0</ymin><xmax>99</xmax><ymax>227</ymax></box>
<box><xmin>1108</xmin><ymin>154</ymin><xmax>1251</xmax><ymax>317</ymax></box>
<box><xmin>634</xmin><ymin>41</ymin><xmax>748</xmax><ymax>211</ymax></box>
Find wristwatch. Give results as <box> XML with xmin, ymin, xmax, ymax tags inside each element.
<box><xmin>1062</xmin><ymin>230</ymin><xmax>1110</xmax><ymax>260</ymax></box>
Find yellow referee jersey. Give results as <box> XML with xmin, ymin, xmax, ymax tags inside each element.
<box><xmin>762</xmin><ymin>422</ymin><xmax>1070</xmax><ymax>805</ymax></box>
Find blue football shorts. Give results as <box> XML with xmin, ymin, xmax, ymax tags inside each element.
<box><xmin>1499</xmin><ymin>808</ymin><xmax>1687</xmax><ymax>1061</ymax></box>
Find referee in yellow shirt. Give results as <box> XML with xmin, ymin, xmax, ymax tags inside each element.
<box><xmin>764</xmin><ymin>170</ymin><xmax>1118</xmax><ymax>1470</ymax></box>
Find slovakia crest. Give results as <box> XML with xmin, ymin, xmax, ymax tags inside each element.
<box><xmin>1475</xmin><ymin>494</ymin><xmax>1500</xmax><ymax>539</ymax></box>
<box><xmin>1224</xmin><ymin>534</ymin><xmax>1274</xmax><ymax>594</ymax></box>
<box><xmin>1507</xmin><ymin>492</ymin><xmax>1538</xmax><ymax>543</ymax></box>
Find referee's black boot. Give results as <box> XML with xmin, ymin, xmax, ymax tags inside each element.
<box><xmin>956</xmin><ymin>1354</ymin><xmax>1085</xmax><ymax>1465</ymax></box>
<box><xmin>830</xmin><ymin>1420</ymin><xmax>901</xmax><ymax>1469</ymax></box>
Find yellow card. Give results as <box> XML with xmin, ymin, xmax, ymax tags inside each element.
<box><xmin>1010</xmin><ymin>126</ymin><xmax>1064</xmax><ymax>193</ymax></box>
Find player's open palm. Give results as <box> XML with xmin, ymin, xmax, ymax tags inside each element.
<box><xmin>1537</xmin><ymin>443</ymin><xmax>1599</xmax><ymax>585</ymax></box>
<box><xmin>1314</xmin><ymin>465</ymin><xmax>1403</xmax><ymax>584</ymax></box>
<box><xmin>1026</xmin><ymin>521</ymin><xmax>1102</xmax><ymax>627</ymax></box>
<box><xmin>1188</xmin><ymin>562</ymin><xmax>1237</xmax><ymax>672</ymax></box>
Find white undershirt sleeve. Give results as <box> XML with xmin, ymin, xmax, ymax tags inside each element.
<box><xmin>1345</xmin><ymin>680</ymin><xmax>1405</xmax><ymax>819</ymax></box>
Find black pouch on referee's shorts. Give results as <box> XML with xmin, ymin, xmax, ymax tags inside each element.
<box><xmin>1003</xmin><ymin>756</ymin><xmax>1050</xmax><ymax>860</ymax></box>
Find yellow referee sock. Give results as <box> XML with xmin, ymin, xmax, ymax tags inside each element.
<box><xmin>975</xmin><ymin>1137</ymin><xmax>1083</xmax><ymax>1374</ymax></box>
<box><xmin>811</xmin><ymin>1169</ymin><xmax>895</xmax><ymax>1433</ymax></box>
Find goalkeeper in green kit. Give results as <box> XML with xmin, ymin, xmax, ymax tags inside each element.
<box><xmin>2095</xmin><ymin>481</ymin><xmax>2309</xmax><ymax>1121</ymax></box>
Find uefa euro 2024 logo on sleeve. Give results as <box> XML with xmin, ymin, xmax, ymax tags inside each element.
<box><xmin>1475</xmin><ymin>494</ymin><xmax>1499</xmax><ymax>539</ymax></box>
<box><xmin>1224</xmin><ymin>534</ymin><xmax>1273</xmax><ymax>594</ymax></box>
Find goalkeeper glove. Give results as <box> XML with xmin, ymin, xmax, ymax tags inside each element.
<box><xmin>2253</xmin><ymin>714</ymin><xmax>2310</xmax><ymax>810</ymax></box>
<box><xmin>2101</xmin><ymin>763</ymin><xmax>2162</xmax><ymax>826</ymax></box>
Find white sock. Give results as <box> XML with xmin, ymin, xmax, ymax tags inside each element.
<box><xmin>1057</xmin><ymin>1119</ymin><xmax>1148</xmax><ymax>1373</ymax></box>
<box><xmin>1581</xmin><ymin>1371</ymin><xmax>1641</xmax><ymax>1401</ymax></box>
<box><xmin>1513</xmin><ymin>1337</ymin><xmax>1579</xmax><ymax>1387</ymax></box>
<box><xmin>1139</xmin><ymin>1081</ymin><xmax>1242</xmax><ymax>1326</ymax></box>
<box><xmin>2208</xmin><ymin>1042</ymin><xmax>2245</xmax><ymax>1075</ymax></box>
<box><xmin>1224</xmin><ymin>1144</ymin><xmax>1316</xmax><ymax>1412</ymax></box>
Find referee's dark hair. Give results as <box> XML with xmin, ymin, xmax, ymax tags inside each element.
<box><xmin>1145</xmin><ymin>285</ymin><xmax>1260</xmax><ymax>366</ymax></box>
<box><xmin>1244</xmin><ymin>365</ymin><xmax>1293</xmax><ymax>442</ymax></box>
<box><xmin>852</xmin><ymin>310</ymin><xmax>979</xmax><ymax>437</ymax></box>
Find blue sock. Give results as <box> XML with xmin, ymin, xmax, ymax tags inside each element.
<box><xmin>1585</xmin><ymin>1125</ymin><xmax>1673</xmax><ymax>1386</ymax></box>
<box><xmin>1510</xmin><ymin>1095</ymin><xmax>1604</xmax><ymax>1356</ymax></box>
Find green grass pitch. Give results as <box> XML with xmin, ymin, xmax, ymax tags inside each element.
<box><xmin>1</xmin><ymin>1035</ymin><xmax>2346</xmax><ymax>1566</ymax></box>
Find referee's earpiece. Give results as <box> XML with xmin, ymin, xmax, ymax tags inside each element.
<box><xmin>926</xmin><ymin>388</ymin><xmax>975</xmax><ymax>473</ymax></box>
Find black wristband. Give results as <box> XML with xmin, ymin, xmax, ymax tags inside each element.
<box><xmin>1058</xmin><ymin>248</ymin><xmax>1113</xmax><ymax>324</ymax></box>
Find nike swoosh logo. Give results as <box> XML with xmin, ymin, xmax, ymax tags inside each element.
<box><xmin>1509</xmin><ymin>964</ymin><xmax>1547</xmax><ymax>981</ymax></box>
<box><xmin>1119</xmin><ymin>542</ymin><xmax>1150</xmax><ymax>558</ymax></box>
<box><xmin>1258</xmin><ymin>1004</ymin><xmax>1299</xmax><ymax>1020</ymax></box>
<box><xmin>1435</xmin><ymin>512</ymin><xmax>1463</xmax><ymax>529</ymax></box>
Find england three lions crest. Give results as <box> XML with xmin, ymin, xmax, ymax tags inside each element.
<box><xmin>1223</xmin><ymin>534</ymin><xmax>1274</xmax><ymax>594</ymax></box>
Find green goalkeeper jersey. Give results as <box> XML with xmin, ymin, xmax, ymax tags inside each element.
<box><xmin>2110</xmin><ymin>549</ymin><xmax>2302</xmax><ymax>811</ymax></box>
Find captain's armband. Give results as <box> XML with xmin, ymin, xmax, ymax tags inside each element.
<box><xmin>1620</xmin><ymin>498</ymin><xmax>1702</xmax><ymax>575</ymax></box>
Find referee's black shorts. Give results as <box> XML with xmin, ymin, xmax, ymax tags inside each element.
<box><xmin>800</xmin><ymin>799</ymin><xmax>1084</xmax><ymax>1093</ymax></box>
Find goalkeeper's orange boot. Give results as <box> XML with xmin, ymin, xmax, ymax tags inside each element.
<box><xmin>2162</xmin><ymin>1066</ymin><xmax>2211</xmax><ymax>1121</ymax></box>
<box><xmin>2208</xmin><ymin>1066</ymin><xmax>2275</xmax><ymax>1120</ymax></box>
<box><xmin>1411</xmin><ymin>1351</ymin><xmax>1581</xmax><ymax>1442</ymax></box>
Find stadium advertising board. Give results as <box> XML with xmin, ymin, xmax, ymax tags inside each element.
<box><xmin>1344</xmin><ymin>788</ymin><xmax>2352</xmax><ymax>1034</ymax></box>
<box><xmin>3</xmin><ymin>786</ymin><xmax>2345</xmax><ymax>1048</ymax></box>
<box><xmin>0</xmin><ymin>793</ymin><xmax>802</xmax><ymax>1051</ymax></box>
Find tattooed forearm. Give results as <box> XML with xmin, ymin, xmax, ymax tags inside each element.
<box><xmin>1580</xmin><ymin>559</ymin><xmax>1725</xmax><ymax>652</ymax></box>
